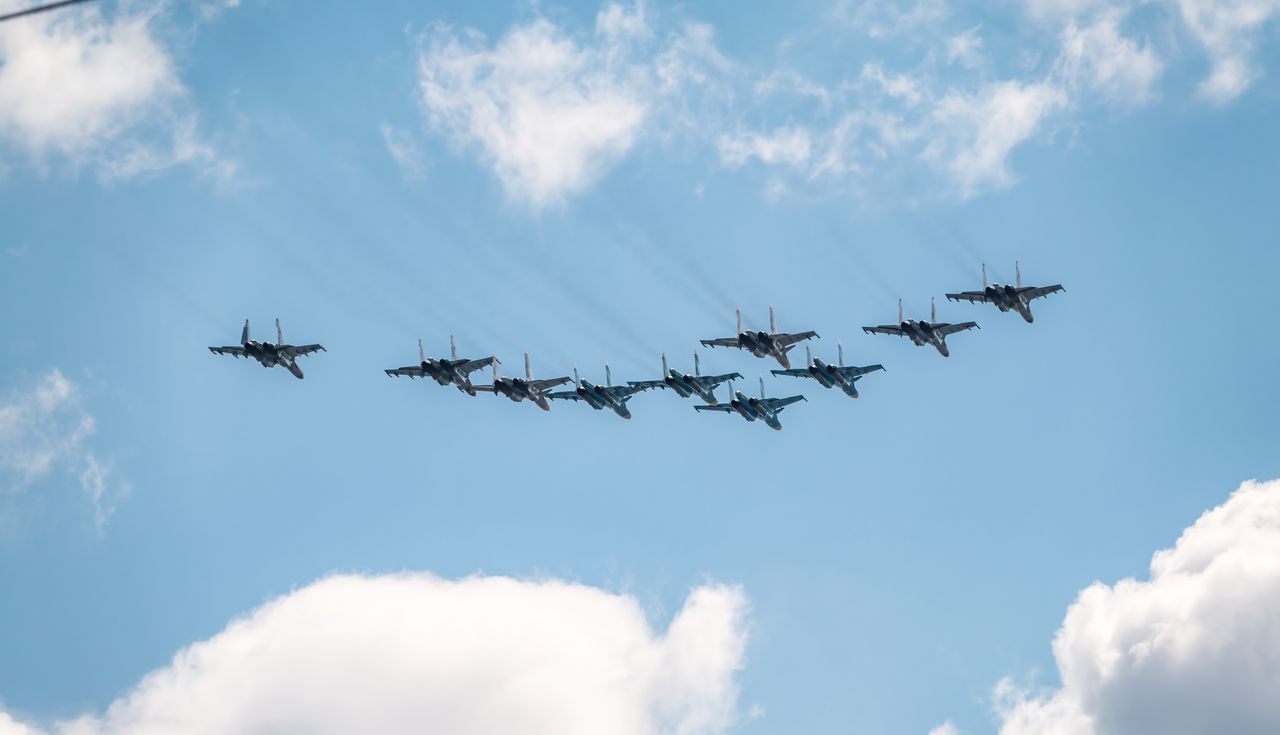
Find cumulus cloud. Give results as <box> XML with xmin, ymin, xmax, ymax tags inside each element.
<box><xmin>0</xmin><ymin>369</ymin><xmax>127</xmax><ymax>531</ymax></box>
<box><xmin>1178</xmin><ymin>0</ymin><xmax>1280</xmax><ymax>103</ymax></box>
<box><xmin>994</xmin><ymin>479</ymin><xmax>1280</xmax><ymax>735</ymax></box>
<box><xmin>0</xmin><ymin>1</ymin><xmax>226</xmax><ymax>179</ymax></box>
<box><xmin>928</xmin><ymin>722</ymin><xmax>962</xmax><ymax>735</ymax></box>
<box><xmin>416</xmin><ymin>3</ymin><xmax>725</xmax><ymax>208</ymax></box>
<box><xmin>1</xmin><ymin>574</ymin><xmax>750</xmax><ymax>735</ymax></box>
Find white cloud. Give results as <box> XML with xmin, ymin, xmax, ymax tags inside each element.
<box><xmin>994</xmin><ymin>479</ymin><xmax>1280</xmax><ymax>735</ymax></box>
<box><xmin>416</xmin><ymin>4</ymin><xmax>725</xmax><ymax>208</ymax></box>
<box><xmin>1178</xmin><ymin>0</ymin><xmax>1280</xmax><ymax>103</ymax></box>
<box><xmin>945</xmin><ymin>27</ymin><xmax>984</xmax><ymax>68</ymax></box>
<box><xmin>928</xmin><ymin>722</ymin><xmax>962</xmax><ymax>735</ymax></box>
<box><xmin>1056</xmin><ymin>11</ymin><xmax>1163</xmax><ymax>106</ymax></box>
<box><xmin>0</xmin><ymin>1</ymin><xmax>226</xmax><ymax>179</ymax></box>
<box><xmin>1023</xmin><ymin>0</ymin><xmax>1108</xmax><ymax>23</ymax></box>
<box><xmin>860</xmin><ymin>63</ymin><xmax>924</xmax><ymax>106</ymax></box>
<box><xmin>925</xmin><ymin>80</ymin><xmax>1066</xmax><ymax>197</ymax></box>
<box><xmin>3</xmin><ymin>574</ymin><xmax>750</xmax><ymax>735</ymax></box>
<box><xmin>380</xmin><ymin>122</ymin><xmax>428</xmax><ymax>181</ymax></box>
<box><xmin>717</xmin><ymin>127</ymin><xmax>813</xmax><ymax>168</ymax></box>
<box><xmin>0</xmin><ymin>370</ymin><xmax>125</xmax><ymax>531</ymax></box>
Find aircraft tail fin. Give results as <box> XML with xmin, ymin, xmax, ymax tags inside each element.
<box><xmin>240</xmin><ymin>320</ymin><xmax>250</xmax><ymax>346</ymax></box>
<box><xmin>770</xmin><ymin>305</ymin><xmax>777</xmax><ymax>334</ymax></box>
<box><xmin>736</xmin><ymin>308</ymin><xmax>743</xmax><ymax>335</ymax></box>
<box><xmin>418</xmin><ymin>338</ymin><xmax>425</xmax><ymax>363</ymax></box>
<box><xmin>275</xmin><ymin>318</ymin><xmax>283</xmax><ymax>345</ymax></box>
<box><xmin>898</xmin><ymin>298</ymin><xmax>904</xmax><ymax>323</ymax></box>
<box><xmin>574</xmin><ymin>366</ymin><xmax>581</xmax><ymax>388</ymax></box>
<box><xmin>493</xmin><ymin>356</ymin><xmax>500</xmax><ymax>381</ymax></box>
<box><xmin>524</xmin><ymin>352</ymin><xmax>532</xmax><ymax>381</ymax></box>
<box><xmin>450</xmin><ymin>335</ymin><xmax>458</xmax><ymax>360</ymax></box>
<box><xmin>805</xmin><ymin>344</ymin><xmax>813</xmax><ymax>368</ymax></box>
<box><xmin>838</xmin><ymin>341</ymin><xmax>844</xmax><ymax>367</ymax></box>
<box><xmin>931</xmin><ymin>297</ymin><xmax>937</xmax><ymax>324</ymax></box>
<box><xmin>982</xmin><ymin>262</ymin><xmax>988</xmax><ymax>289</ymax></box>
<box><xmin>759</xmin><ymin>376</ymin><xmax>766</xmax><ymax>398</ymax></box>
<box><xmin>605</xmin><ymin>363</ymin><xmax>612</xmax><ymax>387</ymax></box>
<box><xmin>661</xmin><ymin>353</ymin><xmax>668</xmax><ymax>376</ymax></box>
<box><xmin>1016</xmin><ymin>260</ymin><xmax>1022</xmax><ymax>288</ymax></box>
<box><xmin>694</xmin><ymin>351</ymin><xmax>701</xmax><ymax>377</ymax></box>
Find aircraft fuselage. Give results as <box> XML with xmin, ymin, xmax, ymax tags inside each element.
<box><xmin>575</xmin><ymin>382</ymin><xmax>633</xmax><ymax>419</ymax></box>
<box><xmin>897</xmin><ymin>321</ymin><xmax>951</xmax><ymax>356</ymax></box>
<box><xmin>984</xmin><ymin>285</ymin><xmax>1034</xmax><ymax>323</ymax></box>
<box><xmin>807</xmin><ymin>360</ymin><xmax>859</xmax><ymax>397</ymax></box>
<box><xmin>243</xmin><ymin>341</ymin><xmax>304</xmax><ymax>378</ymax></box>
<box><xmin>730</xmin><ymin>393</ymin><xmax>783</xmax><ymax>430</ymax></box>
<box><xmin>664</xmin><ymin>371</ymin><xmax>720</xmax><ymax>404</ymax></box>
<box><xmin>492</xmin><ymin>378</ymin><xmax>551</xmax><ymax>410</ymax></box>
<box><xmin>736</xmin><ymin>332</ymin><xmax>792</xmax><ymax>368</ymax></box>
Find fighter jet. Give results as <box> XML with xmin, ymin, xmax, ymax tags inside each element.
<box><xmin>208</xmin><ymin>319</ymin><xmax>325</xmax><ymax>379</ymax></box>
<box><xmin>627</xmin><ymin>352</ymin><xmax>742</xmax><ymax>405</ymax></box>
<box><xmin>946</xmin><ymin>262</ymin><xmax>1064</xmax><ymax>323</ymax></box>
<box><xmin>471</xmin><ymin>353</ymin><xmax>570</xmax><ymax>411</ymax></box>
<box><xmin>694</xmin><ymin>377</ymin><xmax>806</xmax><ymax>431</ymax></box>
<box><xmin>383</xmin><ymin>336</ymin><xmax>497</xmax><ymax>395</ymax></box>
<box><xmin>548</xmin><ymin>364</ymin><xmax>644</xmax><ymax>419</ymax></box>
<box><xmin>771</xmin><ymin>343</ymin><xmax>884</xmax><ymax>399</ymax></box>
<box><xmin>862</xmin><ymin>298</ymin><xmax>978</xmax><ymax>357</ymax></box>
<box><xmin>700</xmin><ymin>306</ymin><xmax>817</xmax><ymax>369</ymax></box>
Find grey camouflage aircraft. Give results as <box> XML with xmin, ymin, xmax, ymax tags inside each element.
<box><xmin>548</xmin><ymin>364</ymin><xmax>644</xmax><ymax>419</ymax></box>
<box><xmin>383</xmin><ymin>336</ymin><xmax>497</xmax><ymax>395</ymax></box>
<box><xmin>771</xmin><ymin>343</ymin><xmax>884</xmax><ymax>399</ymax></box>
<box><xmin>862</xmin><ymin>298</ymin><xmax>978</xmax><ymax>357</ymax></box>
<box><xmin>694</xmin><ymin>377</ymin><xmax>806</xmax><ymax>431</ymax></box>
<box><xmin>208</xmin><ymin>319</ymin><xmax>325</xmax><ymax>379</ymax></box>
<box><xmin>628</xmin><ymin>352</ymin><xmax>742</xmax><ymax>405</ymax></box>
<box><xmin>945</xmin><ymin>262</ymin><xmax>1064</xmax><ymax>323</ymax></box>
<box><xmin>471</xmin><ymin>353</ymin><xmax>570</xmax><ymax>411</ymax></box>
<box><xmin>700</xmin><ymin>306</ymin><xmax>817</xmax><ymax>369</ymax></box>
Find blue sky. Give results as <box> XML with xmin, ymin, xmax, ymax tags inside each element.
<box><xmin>2</xmin><ymin>1</ymin><xmax>1280</xmax><ymax>734</ymax></box>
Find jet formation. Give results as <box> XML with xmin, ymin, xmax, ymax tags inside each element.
<box><xmin>209</xmin><ymin>263</ymin><xmax>1063</xmax><ymax>430</ymax></box>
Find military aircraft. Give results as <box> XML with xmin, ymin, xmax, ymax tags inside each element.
<box><xmin>862</xmin><ymin>298</ymin><xmax>978</xmax><ymax>357</ymax></box>
<box><xmin>383</xmin><ymin>336</ymin><xmax>497</xmax><ymax>395</ymax></box>
<box><xmin>548</xmin><ymin>364</ymin><xmax>644</xmax><ymax>419</ymax></box>
<box><xmin>471</xmin><ymin>353</ymin><xmax>570</xmax><ymax>411</ymax></box>
<box><xmin>771</xmin><ymin>343</ymin><xmax>884</xmax><ymax>399</ymax></box>
<box><xmin>694</xmin><ymin>377</ymin><xmax>806</xmax><ymax>431</ymax></box>
<box><xmin>700</xmin><ymin>306</ymin><xmax>817</xmax><ymax>369</ymax></box>
<box><xmin>945</xmin><ymin>262</ymin><xmax>1064</xmax><ymax>323</ymax></box>
<box><xmin>627</xmin><ymin>352</ymin><xmax>742</xmax><ymax>405</ymax></box>
<box><xmin>208</xmin><ymin>319</ymin><xmax>325</xmax><ymax>379</ymax></box>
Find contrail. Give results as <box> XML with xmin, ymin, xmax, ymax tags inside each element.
<box><xmin>0</xmin><ymin>0</ymin><xmax>98</xmax><ymax>24</ymax></box>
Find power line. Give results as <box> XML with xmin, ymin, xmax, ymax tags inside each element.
<box><xmin>0</xmin><ymin>0</ymin><xmax>98</xmax><ymax>24</ymax></box>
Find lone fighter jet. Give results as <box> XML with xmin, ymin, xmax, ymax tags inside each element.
<box><xmin>384</xmin><ymin>336</ymin><xmax>497</xmax><ymax>395</ymax></box>
<box><xmin>862</xmin><ymin>298</ymin><xmax>978</xmax><ymax>357</ymax></box>
<box><xmin>700</xmin><ymin>306</ymin><xmax>817</xmax><ymax>369</ymax></box>
<box><xmin>945</xmin><ymin>262</ymin><xmax>1064</xmax><ymax>323</ymax></box>
<box><xmin>694</xmin><ymin>377</ymin><xmax>806</xmax><ymax>431</ymax></box>
<box><xmin>771</xmin><ymin>343</ymin><xmax>884</xmax><ymax>399</ymax></box>
<box><xmin>471</xmin><ymin>353</ymin><xmax>570</xmax><ymax>411</ymax></box>
<box><xmin>628</xmin><ymin>352</ymin><xmax>742</xmax><ymax>405</ymax></box>
<box><xmin>548</xmin><ymin>364</ymin><xmax>644</xmax><ymax>419</ymax></box>
<box><xmin>208</xmin><ymin>319</ymin><xmax>325</xmax><ymax>379</ymax></box>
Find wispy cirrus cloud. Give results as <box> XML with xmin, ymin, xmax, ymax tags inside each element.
<box><xmin>0</xmin><ymin>369</ymin><xmax>128</xmax><ymax>532</ymax></box>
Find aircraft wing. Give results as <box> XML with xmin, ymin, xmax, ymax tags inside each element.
<box><xmin>773</xmin><ymin>330</ymin><xmax>817</xmax><ymax>348</ymax></box>
<box><xmin>946</xmin><ymin>290</ymin><xmax>988</xmax><ymax>304</ymax></box>
<box><xmin>627</xmin><ymin>379</ymin><xmax>669</xmax><ymax>391</ymax></box>
<box><xmin>840</xmin><ymin>364</ymin><xmax>884</xmax><ymax>378</ymax></box>
<box><xmin>385</xmin><ymin>365</ymin><xmax>429</xmax><ymax>379</ymax></box>
<box><xmin>456</xmin><ymin>356</ymin><xmax>497</xmax><ymax>375</ymax></box>
<box><xmin>1018</xmin><ymin>284</ymin><xmax>1064</xmax><ymax>301</ymax></box>
<box><xmin>863</xmin><ymin>325</ymin><xmax>906</xmax><ymax>337</ymax></box>
<box><xmin>770</xmin><ymin>369</ymin><xmax>811</xmax><ymax>378</ymax></box>
<box><xmin>529</xmin><ymin>376</ymin><xmax>571</xmax><ymax>392</ymax></box>
<box><xmin>281</xmin><ymin>344</ymin><xmax>325</xmax><ymax>358</ymax></box>
<box><xmin>694</xmin><ymin>372</ymin><xmax>743</xmax><ymax>388</ymax></box>
<box><xmin>694</xmin><ymin>404</ymin><xmax>733</xmax><ymax>412</ymax></box>
<box><xmin>763</xmin><ymin>395</ymin><xmax>806</xmax><ymax>410</ymax></box>
<box><xmin>934</xmin><ymin>322</ymin><xmax>979</xmax><ymax>337</ymax></box>
<box><xmin>699</xmin><ymin>337</ymin><xmax>740</xmax><ymax>348</ymax></box>
<box><xmin>209</xmin><ymin>345</ymin><xmax>248</xmax><ymax>357</ymax></box>
<box><xmin>547</xmin><ymin>390</ymin><xmax>582</xmax><ymax>401</ymax></box>
<box><xmin>604</xmin><ymin>385</ymin><xmax>644</xmax><ymax>399</ymax></box>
